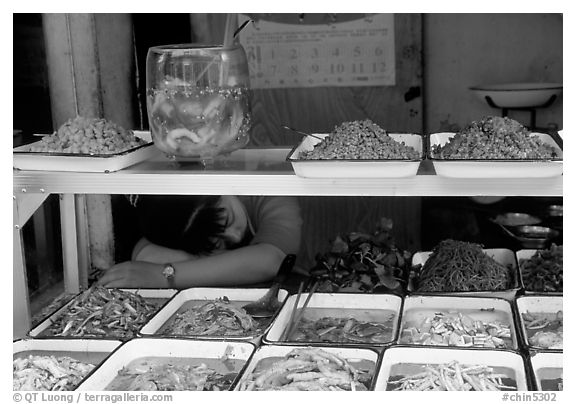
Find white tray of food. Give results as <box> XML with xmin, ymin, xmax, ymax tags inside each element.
<box><xmin>263</xmin><ymin>292</ymin><xmax>401</xmax><ymax>346</ymax></box>
<box><xmin>139</xmin><ymin>287</ymin><xmax>289</xmax><ymax>342</ymax></box>
<box><xmin>516</xmin><ymin>248</ymin><xmax>563</xmax><ymax>294</ymax></box>
<box><xmin>13</xmin><ymin>338</ymin><xmax>122</xmax><ymax>391</ymax></box>
<box><xmin>428</xmin><ymin>132</ymin><xmax>563</xmax><ymax>178</ymax></box>
<box><xmin>13</xmin><ymin>130</ymin><xmax>158</xmax><ymax>172</ymax></box>
<box><xmin>234</xmin><ymin>344</ymin><xmax>379</xmax><ymax>390</ymax></box>
<box><xmin>29</xmin><ymin>287</ymin><xmax>177</xmax><ymax>340</ymax></box>
<box><xmin>398</xmin><ymin>295</ymin><xmax>518</xmax><ymax>350</ymax></box>
<box><xmin>76</xmin><ymin>338</ymin><xmax>255</xmax><ymax>391</ymax></box>
<box><xmin>374</xmin><ymin>346</ymin><xmax>528</xmax><ymax>391</ymax></box>
<box><xmin>411</xmin><ymin>246</ymin><xmax>520</xmax><ymax>299</ymax></box>
<box><xmin>516</xmin><ymin>295</ymin><xmax>563</xmax><ymax>351</ymax></box>
<box><xmin>287</xmin><ymin>133</ymin><xmax>424</xmax><ymax>178</ymax></box>
<box><xmin>529</xmin><ymin>352</ymin><xmax>563</xmax><ymax>391</ymax></box>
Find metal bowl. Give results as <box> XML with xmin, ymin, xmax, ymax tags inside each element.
<box><xmin>546</xmin><ymin>205</ymin><xmax>563</xmax><ymax>217</ymax></box>
<box><xmin>470</xmin><ymin>82</ymin><xmax>562</xmax><ymax>108</ymax></box>
<box><xmin>512</xmin><ymin>225</ymin><xmax>559</xmax><ymax>239</ymax></box>
<box><xmin>492</xmin><ymin>212</ymin><xmax>542</xmax><ymax>227</ymax></box>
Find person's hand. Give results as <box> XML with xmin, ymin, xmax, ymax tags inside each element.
<box><xmin>97</xmin><ymin>261</ymin><xmax>167</xmax><ymax>289</ymax></box>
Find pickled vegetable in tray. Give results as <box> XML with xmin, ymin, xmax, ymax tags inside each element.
<box><xmin>238</xmin><ymin>347</ymin><xmax>374</xmax><ymax>391</ymax></box>
<box><xmin>522</xmin><ymin>311</ymin><xmax>563</xmax><ymax>349</ymax></box>
<box><xmin>309</xmin><ymin>218</ymin><xmax>411</xmax><ymax>294</ymax></box>
<box><xmin>13</xmin><ymin>355</ymin><xmax>95</xmax><ymax>391</ymax></box>
<box><xmin>519</xmin><ymin>245</ymin><xmax>563</xmax><ymax>292</ymax></box>
<box><xmin>40</xmin><ymin>286</ymin><xmax>160</xmax><ymax>339</ymax></box>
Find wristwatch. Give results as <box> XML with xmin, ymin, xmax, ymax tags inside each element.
<box><xmin>162</xmin><ymin>263</ymin><xmax>176</xmax><ymax>287</ymax></box>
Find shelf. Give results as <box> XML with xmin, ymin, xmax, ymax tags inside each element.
<box><xmin>13</xmin><ymin>147</ymin><xmax>562</xmax><ymax>197</ymax></box>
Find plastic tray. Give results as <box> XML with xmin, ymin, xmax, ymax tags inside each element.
<box><xmin>233</xmin><ymin>344</ymin><xmax>380</xmax><ymax>390</ymax></box>
<box><xmin>76</xmin><ymin>338</ymin><xmax>255</xmax><ymax>390</ymax></box>
<box><xmin>410</xmin><ymin>248</ymin><xmax>520</xmax><ymax>299</ymax></box>
<box><xmin>516</xmin><ymin>295</ymin><xmax>563</xmax><ymax>351</ymax></box>
<box><xmin>373</xmin><ymin>346</ymin><xmax>529</xmax><ymax>391</ymax></box>
<box><xmin>287</xmin><ymin>133</ymin><xmax>424</xmax><ymax>178</ymax></box>
<box><xmin>29</xmin><ymin>288</ymin><xmax>177</xmax><ymax>339</ymax></box>
<box><xmin>139</xmin><ymin>287</ymin><xmax>289</xmax><ymax>343</ymax></box>
<box><xmin>516</xmin><ymin>249</ymin><xmax>563</xmax><ymax>295</ymax></box>
<box><xmin>13</xmin><ymin>338</ymin><xmax>122</xmax><ymax>390</ymax></box>
<box><xmin>263</xmin><ymin>292</ymin><xmax>401</xmax><ymax>346</ymax></box>
<box><xmin>529</xmin><ymin>351</ymin><xmax>563</xmax><ymax>391</ymax></box>
<box><xmin>428</xmin><ymin>132</ymin><xmax>563</xmax><ymax>178</ymax></box>
<box><xmin>13</xmin><ymin>131</ymin><xmax>158</xmax><ymax>172</ymax></box>
<box><xmin>398</xmin><ymin>295</ymin><xmax>518</xmax><ymax>350</ymax></box>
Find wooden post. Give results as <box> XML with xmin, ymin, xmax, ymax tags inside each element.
<box><xmin>42</xmin><ymin>14</ymin><xmax>136</xmax><ymax>282</ymax></box>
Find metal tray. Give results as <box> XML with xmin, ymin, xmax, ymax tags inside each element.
<box><xmin>428</xmin><ymin>132</ymin><xmax>563</xmax><ymax>178</ymax></box>
<box><xmin>410</xmin><ymin>248</ymin><xmax>520</xmax><ymax>299</ymax></box>
<box><xmin>374</xmin><ymin>346</ymin><xmax>528</xmax><ymax>390</ymax></box>
<box><xmin>13</xmin><ymin>131</ymin><xmax>158</xmax><ymax>172</ymax></box>
<box><xmin>29</xmin><ymin>288</ymin><xmax>177</xmax><ymax>339</ymax></box>
<box><xmin>263</xmin><ymin>292</ymin><xmax>401</xmax><ymax>346</ymax></box>
<box><xmin>529</xmin><ymin>351</ymin><xmax>563</xmax><ymax>391</ymax></box>
<box><xmin>13</xmin><ymin>338</ymin><xmax>123</xmax><ymax>391</ymax></box>
<box><xmin>516</xmin><ymin>295</ymin><xmax>563</xmax><ymax>351</ymax></box>
<box><xmin>233</xmin><ymin>344</ymin><xmax>380</xmax><ymax>390</ymax></box>
<box><xmin>516</xmin><ymin>249</ymin><xmax>563</xmax><ymax>295</ymax></box>
<box><xmin>287</xmin><ymin>133</ymin><xmax>424</xmax><ymax>178</ymax></box>
<box><xmin>398</xmin><ymin>295</ymin><xmax>519</xmax><ymax>350</ymax></box>
<box><xmin>139</xmin><ymin>287</ymin><xmax>289</xmax><ymax>343</ymax></box>
<box><xmin>76</xmin><ymin>338</ymin><xmax>255</xmax><ymax>391</ymax></box>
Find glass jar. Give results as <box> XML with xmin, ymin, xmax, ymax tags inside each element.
<box><xmin>146</xmin><ymin>44</ymin><xmax>252</xmax><ymax>158</ymax></box>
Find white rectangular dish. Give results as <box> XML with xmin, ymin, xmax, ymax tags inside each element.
<box><xmin>139</xmin><ymin>287</ymin><xmax>289</xmax><ymax>342</ymax></box>
<box><xmin>13</xmin><ymin>131</ymin><xmax>159</xmax><ymax>172</ymax></box>
<box><xmin>263</xmin><ymin>292</ymin><xmax>401</xmax><ymax>346</ymax></box>
<box><xmin>398</xmin><ymin>295</ymin><xmax>518</xmax><ymax>349</ymax></box>
<box><xmin>287</xmin><ymin>133</ymin><xmax>424</xmax><ymax>178</ymax></box>
<box><xmin>373</xmin><ymin>346</ymin><xmax>528</xmax><ymax>391</ymax></box>
<box><xmin>13</xmin><ymin>338</ymin><xmax>123</xmax><ymax>391</ymax></box>
<box><xmin>76</xmin><ymin>338</ymin><xmax>255</xmax><ymax>390</ymax></box>
<box><xmin>411</xmin><ymin>248</ymin><xmax>520</xmax><ymax>299</ymax></box>
<box><xmin>428</xmin><ymin>132</ymin><xmax>563</xmax><ymax>178</ymax></box>
<box><xmin>233</xmin><ymin>344</ymin><xmax>380</xmax><ymax>390</ymax></box>
<box><xmin>529</xmin><ymin>352</ymin><xmax>563</xmax><ymax>391</ymax></box>
<box><xmin>516</xmin><ymin>249</ymin><xmax>563</xmax><ymax>294</ymax></box>
<box><xmin>516</xmin><ymin>295</ymin><xmax>563</xmax><ymax>351</ymax></box>
<box><xmin>29</xmin><ymin>288</ymin><xmax>177</xmax><ymax>339</ymax></box>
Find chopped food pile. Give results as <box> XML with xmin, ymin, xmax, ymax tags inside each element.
<box><xmin>13</xmin><ymin>355</ymin><xmax>95</xmax><ymax>391</ymax></box>
<box><xmin>291</xmin><ymin>316</ymin><xmax>395</xmax><ymax>344</ymax></box>
<box><xmin>415</xmin><ymin>239</ymin><xmax>512</xmax><ymax>292</ymax></box>
<box><xmin>162</xmin><ymin>297</ymin><xmax>258</xmax><ymax>337</ymax></box>
<box><xmin>42</xmin><ymin>286</ymin><xmax>159</xmax><ymax>339</ymax></box>
<box><xmin>400</xmin><ymin>311</ymin><xmax>512</xmax><ymax>348</ymax></box>
<box><xmin>522</xmin><ymin>311</ymin><xmax>563</xmax><ymax>349</ymax></box>
<box><xmin>310</xmin><ymin>217</ymin><xmax>411</xmax><ymax>294</ymax></box>
<box><xmin>388</xmin><ymin>361</ymin><xmax>516</xmax><ymax>391</ymax></box>
<box><xmin>28</xmin><ymin>116</ymin><xmax>145</xmax><ymax>154</ymax></box>
<box><xmin>299</xmin><ymin>120</ymin><xmax>420</xmax><ymax>160</ymax></box>
<box><xmin>238</xmin><ymin>347</ymin><xmax>373</xmax><ymax>391</ymax></box>
<box><xmin>520</xmin><ymin>245</ymin><xmax>563</xmax><ymax>292</ymax></box>
<box><xmin>431</xmin><ymin>116</ymin><xmax>559</xmax><ymax>159</ymax></box>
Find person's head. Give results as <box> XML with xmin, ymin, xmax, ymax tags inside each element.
<box><xmin>136</xmin><ymin>195</ymin><xmax>250</xmax><ymax>255</ymax></box>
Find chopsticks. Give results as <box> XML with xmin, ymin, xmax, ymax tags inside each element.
<box><xmin>281</xmin><ymin>280</ymin><xmax>319</xmax><ymax>342</ymax></box>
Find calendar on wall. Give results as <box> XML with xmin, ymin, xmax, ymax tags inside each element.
<box><xmin>237</xmin><ymin>14</ymin><xmax>396</xmax><ymax>89</ymax></box>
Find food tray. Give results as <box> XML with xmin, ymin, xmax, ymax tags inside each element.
<box><xmin>233</xmin><ymin>344</ymin><xmax>380</xmax><ymax>390</ymax></box>
<box><xmin>410</xmin><ymin>248</ymin><xmax>520</xmax><ymax>299</ymax></box>
<box><xmin>529</xmin><ymin>352</ymin><xmax>563</xmax><ymax>391</ymax></box>
<box><xmin>373</xmin><ymin>346</ymin><xmax>529</xmax><ymax>391</ymax></box>
<box><xmin>13</xmin><ymin>338</ymin><xmax>123</xmax><ymax>391</ymax></box>
<box><xmin>398</xmin><ymin>295</ymin><xmax>519</xmax><ymax>350</ymax></box>
<box><xmin>76</xmin><ymin>338</ymin><xmax>255</xmax><ymax>390</ymax></box>
<box><xmin>13</xmin><ymin>131</ymin><xmax>158</xmax><ymax>172</ymax></box>
<box><xmin>28</xmin><ymin>288</ymin><xmax>177</xmax><ymax>339</ymax></box>
<box><xmin>263</xmin><ymin>292</ymin><xmax>402</xmax><ymax>346</ymax></box>
<box><xmin>516</xmin><ymin>295</ymin><xmax>563</xmax><ymax>351</ymax></box>
<box><xmin>139</xmin><ymin>287</ymin><xmax>289</xmax><ymax>343</ymax></box>
<box><xmin>516</xmin><ymin>249</ymin><xmax>563</xmax><ymax>295</ymax></box>
<box><xmin>287</xmin><ymin>133</ymin><xmax>424</xmax><ymax>178</ymax></box>
<box><xmin>428</xmin><ymin>132</ymin><xmax>563</xmax><ymax>178</ymax></box>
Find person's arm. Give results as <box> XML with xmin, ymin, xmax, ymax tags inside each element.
<box><xmin>131</xmin><ymin>237</ymin><xmax>197</xmax><ymax>263</ymax></box>
<box><xmin>97</xmin><ymin>242</ymin><xmax>285</xmax><ymax>289</ymax></box>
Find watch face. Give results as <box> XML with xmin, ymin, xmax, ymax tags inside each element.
<box><xmin>163</xmin><ymin>264</ymin><xmax>175</xmax><ymax>278</ymax></box>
